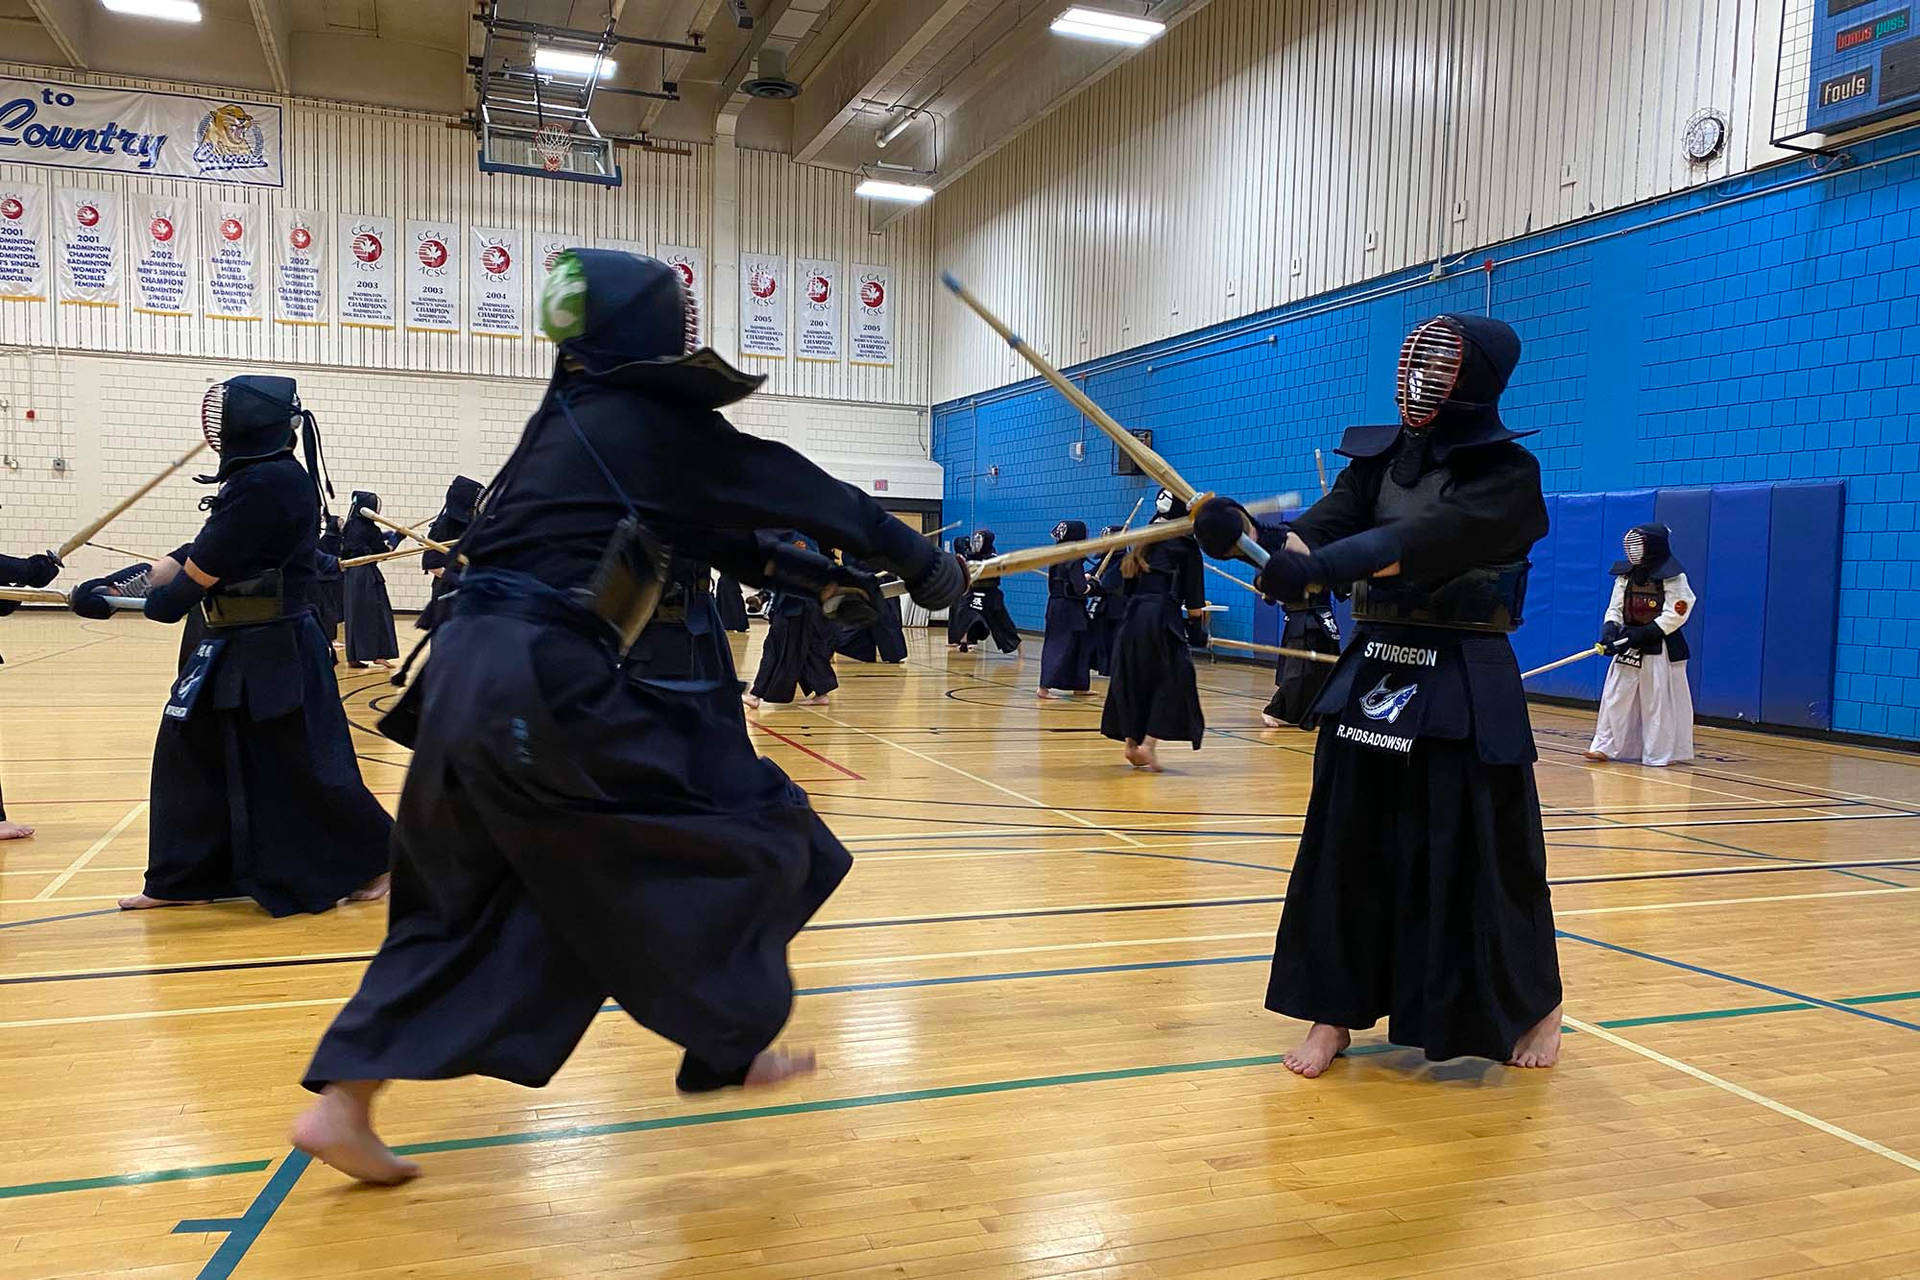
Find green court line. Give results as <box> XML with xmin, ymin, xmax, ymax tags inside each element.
<box><xmin>4</xmin><ymin>983</ymin><xmax>1917</xmax><ymax>1205</ymax></box>
<box><xmin>0</xmin><ymin>1159</ymin><xmax>271</xmax><ymax>1202</ymax></box>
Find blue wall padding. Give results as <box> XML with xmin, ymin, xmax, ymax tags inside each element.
<box><xmin>1762</xmin><ymin>482</ymin><xmax>1845</xmax><ymax>729</ymax></box>
<box><xmin>1510</xmin><ymin>495</ymin><xmax>1560</xmax><ymax>679</ymax></box>
<box><xmin>1653</xmin><ymin>486</ymin><xmax>1714</xmax><ymax>701</ymax></box>
<box><xmin>1698</xmin><ymin>485</ymin><xmax>1774</xmax><ymax>722</ymax></box>
<box><xmin>1541</xmin><ymin>493</ymin><xmax>1609</xmax><ymax>700</ymax></box>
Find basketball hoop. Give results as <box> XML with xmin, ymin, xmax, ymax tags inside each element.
<box><xmin>534</xmin><ymin>125</ymin><xmax>570</xmax><ymax>172</ymax></box>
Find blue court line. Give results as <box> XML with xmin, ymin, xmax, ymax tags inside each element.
<box><xmin>1557</xmin><ymin>929</ymin><xmax>1920</xmax><ymax>1034</ymax></box>
<box><xmin>172</xmin><ymin>1149</ymin><xmax>310</xmax><ymax>1280</ymax></box>
<box><xmin>0</xmin><ymin>907</ymin><xmax>121</xmax><ymax>931</ymax></box>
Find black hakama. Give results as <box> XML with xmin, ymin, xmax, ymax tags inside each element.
<box><xmin>715</xmin><ymin>574</ymin><xmax>750</xmax><ymax>631</ymax></box>
<box><xmin>952</xmin><ymin>581</ymin><xmax>1020</xmax><ymax>653</ymax></box>
<box><xmin>1267</xmin><ymin>628</ymin><xmax>1561</xmax><ymax>1061</ymax></box>
<box><xmin>341</xmin><ymin>515</ymin><xmax>400</xmax><ymax>664</ymax></box>
<box><xmin>833</xmin><ymin>557</ymin><xmax>908</xmax><ymax>664</ymax></box>
<box><xmin>1038</xmin><ymin>554</ymin><xmax>1092</xmax><ymax>692</ymax></box>
<box><xmin>750</xmin><ymin>593</ymin><xmax>839</xmax><ymax>701</ymax></box>
<box><xmin>304</xmin><ymin>579</ymin><xmax>850</xmax><ymax>1088</ymax></box>
<box><xmin>1087</xmin><ymin>558</ymin><xmax>1125</xmax><ymax>675</ymax></box>
<box><xmin>1249</xmin><ymin>314</ymin><xmax>1562</xmax><ymax>1062</ymax></box>
<box><xmin>626</xmin><ymin>563</ymin><xmax>735</xmax><ymax>685</ymax></box>
<box><xmin>1265</xmin><ymin>601</ymin><xmax>1341</xmax><ymax>727</ymax></box>
<box><xmin>143</xmin><ymin>457</ymin><xmax>392</xmax><ymax>916</ymax></box>
<box><xmin>314</xmin><ymin>526</ymin><xmax>345</xmax><ymax>644</ymax></box>
<box><xmin>1100</xmin><ymin>536</ymin><xmax>1205</xmax><ymax>748</ymax></box>
<box><xmin>150</xmin><ymin>612</ymin><xmax>393</xmax><ymax>915</ymax></box>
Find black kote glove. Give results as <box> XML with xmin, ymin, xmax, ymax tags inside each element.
<box><xmin>904</xmin><ymin>551</ymin><xmax>968</xmax><ymax>611</ymax></box>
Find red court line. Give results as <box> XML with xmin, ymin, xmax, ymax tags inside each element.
<box><xmin>747</xmin><ymin>720</ymin><xmax>865</xmax><ymax>781</ymax></box>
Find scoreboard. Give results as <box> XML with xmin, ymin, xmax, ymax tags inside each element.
<box><xmin>1808</xmin><ymin>0</ymin><xmax>1920</xmax><ymax>134</ymax></box>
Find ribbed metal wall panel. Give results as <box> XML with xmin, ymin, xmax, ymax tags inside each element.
<box><xmin>933</xmin><ymin>0</ymin><xmax>1766</xmax><ymax>402</ymax></box>
<box><xmin>0</xmin><ymin>64</ymin><xmax>927</xmax><ymax>406</ymax></box>
<box><xmin>737</xmin><ymin>148</ymin><xmax>930</xmax><ymax>405</ymax></box>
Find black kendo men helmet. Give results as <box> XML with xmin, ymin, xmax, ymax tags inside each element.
<box><xmin>1051</xmin><ymin>520</ymin><xmax>1088</xmax><ymax>543</ymax></box>
<box><xmin>538</xmin><ymin>248</ymin><xmax>764</xmax><ymax>409</ymax></box>
<box><xmin>1395</xmin><ymin>314</ymin><xmax>1522</xmax><ymax>433</ymax></box>
<box><xmin>199</xmin><ymin>375</ymin><xmax>301</xmax><ymax>481</ymax></box>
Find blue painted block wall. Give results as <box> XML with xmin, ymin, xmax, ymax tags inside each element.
<box><xmin>932</xmin><ymin>124</ymin><xmax>1920</xmax><ymax>741</ymax></box>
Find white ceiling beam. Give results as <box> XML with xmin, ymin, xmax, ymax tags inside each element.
<box><xmin>637</xmin><ymin>0</ymin><xmax>730</xmax><ymax>132</ymax></box>
<box><xmin>789</xmin><ymin>0</ymin><xmax>971</xmax><ymax>166</ymax></box>
<box><xmin>247</xmin><ymin>0</ymin><xmax>293</xmax><ymax>94</ymax></box>
<box><xmin>27</xmin><ymin>0</ymin><xmax>90</xmax><ymax>68</ymax></box>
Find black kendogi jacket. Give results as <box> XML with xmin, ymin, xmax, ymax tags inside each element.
<box><xmin>1122</xmin><ymin>533</ymin><xmax>1206</xmax><ymax>622</ymax></box>
<box><xmin>460</xmin><ymin>374</ymin><xmax>930</xmax><ymax>600</ymax></box>
<box><xmin>341</xmin><ymin>513</ymin><xmax>395</xmax><ymax>560</ymax></box>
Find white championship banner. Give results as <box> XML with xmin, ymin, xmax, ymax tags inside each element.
<box><xmin>130</xmin><ymin>193</ymin><xmax>193</xmax><ymax>316</ymax></box>
<box><xmin>739</xmin><ymin>252</ymin><xmax>786</xmax><ymax>358</ymax></box>
<box><xmin>56</xmin><ymin>187</ymin><xmax>120</xmax><ymax>308</ymax></box>
<box><xmin>274</xmin><ymin>209</ymin><xmax>326</xmax><ymax>325</ymax></box>
<box><xmin>0</xmin><ymin>184</ymin><xmax>47</xmax><ymax>301</ymax></box>
<box><xmin>796</xmin><ymin>258</ymin><xmax>841</xmax><ymax>362</ymax></box>
<box><xmin>657</xmin><ymin>243</ymin><xmax>706</xmax><ymax>344</ymax></box>
<box><xmin>0</xmin><ymin>77</ymin><xmax>283</xmax><ymax>186</ymax></box>
<box><xmin>851</xmin><ymin>264</ymin><xmax>894</xmax><ymax>367</ymax></box>
<box><xmin>469</xmin><ymin>226</ymin><xmax>525</xmax><ymax>338</ymax></box>
<box><xmin>404</xmin><ymin>219</ymin><xmax>459</xmax><ymax>334</ymax></box>
<box><xmin>203</xmin><ymin>201</ymin><xmax>261</xmax><ymax>320</ymax></box>
<box><xmin>337</xmin><ymin>213</ymin><xmax>396</xmax><ymax>330</ymax></box>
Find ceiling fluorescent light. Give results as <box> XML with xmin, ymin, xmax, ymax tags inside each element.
<box><xmin>100</xmin><ymin>0</ymin><xmax>202</xmax><ymax>20</ymax></box>
<box><xmin>1050</xmin><ymin>6</ymin><xmax>1164</xmax><ymax>46</ymax></box>
<box><xmin>875</xmin><ymin>113</ymin><xmax>915</xmax><ymax>149</ymax></box>
<box><xmin>534</xmin><ymin>48</ymin><xmax>616</xmax><ymax>78</ymax></box>
<box><xmin>856</xmin><ymin>179</ymin><xmax>934</xmax><ymax>204</ymax></box>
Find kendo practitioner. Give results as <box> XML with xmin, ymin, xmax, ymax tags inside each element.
<box><xmin>1263</xmin><ymin>587</ymin><xmax>1341</xmax><ymax>729</ymax></box>
<box><xmin>68</xmin><ymin>377</ymin><xmax>393</xmax><ymax>914</ymax></box>
<box><xmin>832</xmin><ymin>552</ymin><xmax>908</xmax><ymax>664</ymax></box>
<box><xmin>715</xmin><ymin>572</ymin><xmax>750</xmax><ymax>631</ymax></box>
<box><xmin>1036</xmin><ymin>519</ymin><xmax>1092</xmax><ymax>699</ymax></box>
<box><xmin>422</xmin><ymin>475</ymin><xmax>482</xmax><ymax>599</ymax></box>
<box><xmin>627</xmin><ymin>552</ymin><xmax>733</xmax><ymax>684</ymax></box>
<box><xmin>949</xmin><ymin>529</ymin><xmax>1020</xmax><ymax>655</ymax></box>
<box><xmin>314</xmin><ymin>513</ymin><xmax>346</xmax><ymax>650</ymax></box>
<box><xmin>744</xmin><ymin>532</ymin><xmax>841</xmax><ymax>707</ymax></box>
<box><xmin>289</xmin><ymin>250</ymin><xmax>968</xmax><ymax>1185</ymax></box>
<box><xmin>1086</xmin><ymin>525</ymin><xmax>1126</xmax><ymax>676</ymax></box>
<box><xmin>0</xmin><ymin>547</ymin><xmax>61</xmax><ymax>839</ymax></box>
<box><xmin>1587</xmin><ymin>523</ymin><xmax>1696</xmax><ymax>767</ymax></box>
<box><xmin>945</xmin><ymin>533</ymin><xmax>977</xmax><ymax>648</ymax></box>
<box><xmin>1195</xmin><ymin>313</ymin><xmax>1562</xmax><ymax>1076</ymax></box>
<box><xmin>341</xmin><ymin>491</ymin><xmax>401</xmax><ymax>667</ymax></box>
<box><xmin>1100</xmin><ymin>491</ymin><xmax>1206</xmax><ymax>770</ymax></box>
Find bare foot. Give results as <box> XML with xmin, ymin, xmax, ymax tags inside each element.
<box><xmin>0</xmin><ymin>820</ymin><xmax>34</xmax><ymax>840</ymax></box>
<box><xmin>743</xmin><ymin>1046</ymin><xmax>818</xmax><ymax>1087</ymax></box>
<box><xmin>1508</xmin><ymin>1005</ymin><xmax>1563</xmax><ymax>1068</ymax></box>
<box><xmin>1036</xmin><ymin>688</ymin><xmax>1063</xmax><ymax>700</ymax></box>
<box><xmin>118</xmin><ymin>893</ymin><xmax>210</xmax><ymax>910</ymax></box>
<box><xmin>1283</xmin><ymin>1024</ymin><xmax>1351</xmax><ymax>1078</ymax></box>
<box><xmin>290</xmin><ymin>1081</ymin><xmax>419</xmax><ymax>1185</ymax></box>
<box><xmin>347</xmin><ymin>873</ymin><xmax>390</xmax><ymax>902</ymax></box>
<box><xmin>373</xmin><ymin>659</ymin><xmax>396</xmax><ymax>670</ymax></box>
<box><xmin>741</xmin><ymin>692</ymin><xmax>762</xmax><ymax>709</ymax></box>
<box><xmin>800</xmin><ymin>695</ymin><xmax>830</xmax><ymax>707</ymax></box>
<box><xmin>1583</xmin><ymin>750</ymin><xmax>1609</xmax><ymax>762</ymax></box>
<box><xmin>1261</xmin><ymin>713</ymin><xmax>1284</xmax><ymax>729</ymax></box>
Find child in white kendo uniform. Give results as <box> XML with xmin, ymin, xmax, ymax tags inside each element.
<box><xmin>1587</xmin><ymin>523</ymin><xmax>1696</xmax><ymax>767</ymax></box>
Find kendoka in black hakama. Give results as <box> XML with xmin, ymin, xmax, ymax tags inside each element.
<box><xmin>1100</xmin><ymin>515</ymin><xmax>1206</xmax><ymax>750</ymax></box>
<box><xmin>301</xmin><ymin>250</ymin><xmax>965</xmax><ymax>1099</ymax></box>
<box><xmin>1199</xmin><ymin>313</ymin><xmax>1562</xmax><ymax>1064</ymax></box>
<box><xmin>948</xmin><ymin>531</ymin><xmax>1020</xmax><ymax>653</ymax></box>
<box><xmin>1037</xmin><ymin>520</ymin><xmax>1092</xmax><ymax>692</ymax></box>
<box><xmin>341</xmin><ymin>492</ymin><xmax>400</xmax><ymax>665</ymax></box>
<box><xmin>72</xmin><ymin>378</ymin><xmax>392</xmax><ymax>916</ymax></box>
<box><xmin>833</xmin><ymin>554</ymin><xmax>908</xmax><ymax>664</ymax></box>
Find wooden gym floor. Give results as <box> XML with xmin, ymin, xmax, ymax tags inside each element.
<box><xmin>2</xmin><ymin>612</ymin><xmax>1919</xmax><ymax>1279</ymax></box>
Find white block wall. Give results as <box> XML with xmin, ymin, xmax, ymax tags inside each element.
<box><xmin>0</xmin><ymin>349</ymin><xmax>931</xmax><ymax>611</ymax></box>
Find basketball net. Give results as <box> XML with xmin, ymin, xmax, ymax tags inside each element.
<box><xmin>535</xmin><ymin>125</ymin><xmax>570</xmax><ymax>173</ymax></box>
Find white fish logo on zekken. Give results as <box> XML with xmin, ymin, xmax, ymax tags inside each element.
<box><xmin>1359</xmin><ymin>676</ymin><xmax>1420</xmax><ymax>725</ymax></box>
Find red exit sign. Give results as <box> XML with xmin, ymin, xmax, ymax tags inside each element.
<box><xmin>872</xmin><ymin>478</ymin><xmax>889</xmax><ymax>491</ymax></box>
